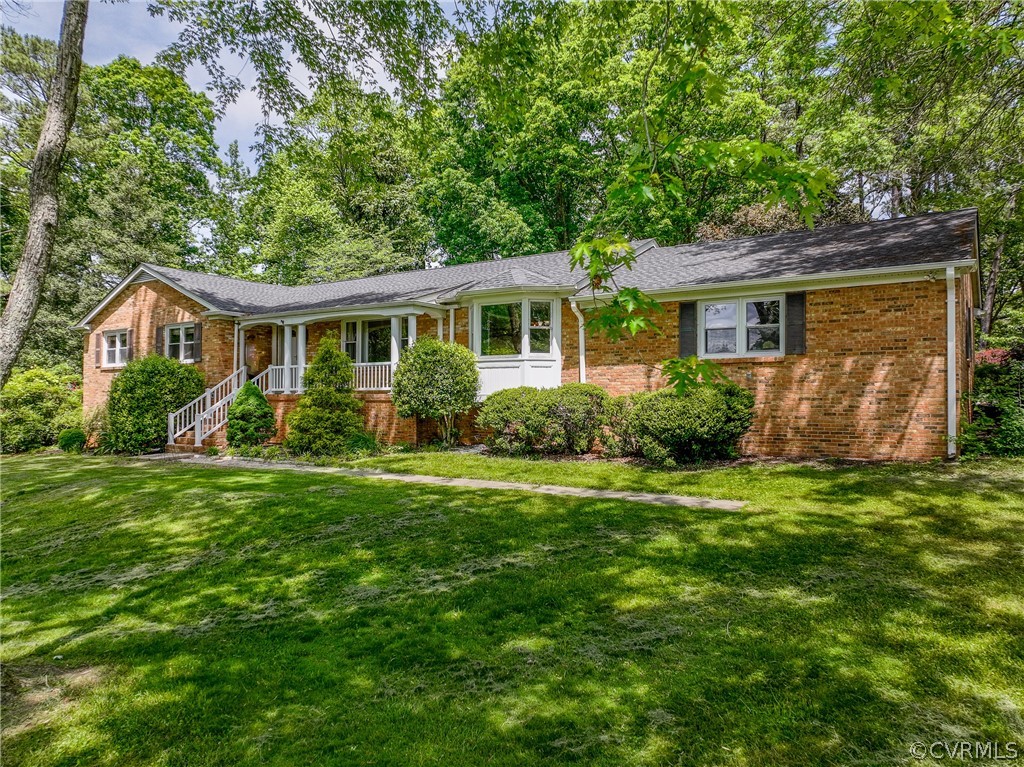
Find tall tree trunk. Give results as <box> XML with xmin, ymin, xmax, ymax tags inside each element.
<box><xmin>980</xmin><ymin>193</ymin><xmax>1017</xmax><ymax>340</ymax></box>
<box><xmin>0</xmin><ymin>0</ymin><xmax>89</xmax><ymax>386</ymax></box>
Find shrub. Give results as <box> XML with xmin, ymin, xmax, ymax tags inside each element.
<box><xmin>57</xmin><ymin>428</ymin><xmax>87</xmax><ymax>453</ymax></box>
<box><xmin>0</xmin><ymin>366</ymin><xmax>82</xmax><ymax>453</ymax></box>
<box><xmin>392</xmin><ymin>337</ymin><xmax>479</xmax><ymax>445</ymax></box>
<box><xmin>603</xmin><ymin>394</ymin><xmax>639</xmax><ymax>457</ymax></box>
<box><xmin>284</xmin><ymin>333</ymin><xmax>364</xmax><ymax>456</ymax></box>
<box><xmin>106</xmin><ymin>355</ymin><xmax>205</xmax><ymax>454</ymax></box>
<box><xmin>476</xmin><ymin>386</ymin><xmax>548</xmax><ymax>455</ymax></box>
<box><xmin>625</xmin><ymin>383</ymin><xmax>755</xmax><ymax>466</ymax></box>
<box><xmin>540</xmin><ymin>383</ymin><xmax>609</xmax><ymax>454</ymax></box>
<box><xmin>476</xmin><ymin>383</ymin><xmax>609</xmax><ymax>456</ymax></box>
<box><xmin>962</xmin><ymin>350</ymin><xmax>1024</xmax><ymax>457</ymax></box>
<box><xmin>226</xmin><ymin>381</ymin><xmax>277</xmax><ymax>447</ymax></box>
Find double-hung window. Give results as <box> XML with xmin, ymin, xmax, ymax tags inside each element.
<box><xmin>104</xmin><ymin>330</ymin><xmax>130</xmax><ymax>367</ymax></box>
<box><xmin>700</xmin><ymin>297</ymin><xmax>783</xmax><ymax>358</ymax></box>
<box><xmin>343</xmin><ymin>321</ymin><xmax>358</xmax><ymax>360</ymax></box>
<box><xmin>166</xmin><ymin>323</ymin><xmax>197</xmax><ymax>363</ymax></box>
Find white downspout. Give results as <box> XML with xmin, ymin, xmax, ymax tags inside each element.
<box><xmin>570</xmin><ymin>301</ymin><xmax>587</xmax><ymax>384</ymax></box>
<box><xmin>946</xmin><ymin>267</ymin><xmax>957</xmax><ymax>458</ymax></box>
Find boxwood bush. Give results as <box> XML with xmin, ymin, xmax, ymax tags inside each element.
<box><xmin>57</xmin><ymin>428</ymin><xmax>87</xmax><ymax>453</ymax></box>
<box><xmin>226</xmin><ymin>380</ymin><xmax>277</xmax><ymax>447</ymax></box>
<box><xmin>392</xmin><ymin>337</ymin><xmax>479</xmax><ymax>445</ymax></box>
<box><xmin>0</xmin><ymin>366</ymin><xmax>82</xmax><ymax>454</ymax></box>
<box><xmin>622</xmin><ymin>382</ymin><xmax>755</xmax><ymax>465</ymax></box>
<box><xmin>106</xmin><ymin>355</ymin><xmax>205</xmax><ymax>454</ymax></box>
<box><xmin>284</xmin><ymin>333</ymin><xmax>365</xmax><ymax>456</ymax></box>
<box><xmin>476</xmin><ymin>383</ymin><xmax>608</xmax><ymax>456</ymax></box>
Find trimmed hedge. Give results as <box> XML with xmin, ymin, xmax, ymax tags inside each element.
<box><xmin>621</xmin><ymin>383</ymin><xmax>755</xmax><ymax>465</ymax></box>
<box><xmin>392</xmin><ymin>337</ymin><xmax>479</xmax><ymax>445</ymax></box>
<box><xmin>106</xmin><ymin>355</ymin><xmax>205</xmax><ymax>454</ymax></box>
<box><xmin>476</xmin><ymin>383</ymin><xmax>608</xmax><ymax>456</ymax></box>
<box><xmin>227</xmin><ymin>381</ymin><xmax>277</xmax><ymax>448</ymax></box>
<box><xmin>284</xmin><ymin>333</ymin><xmax>364</xmax><ymax>456</ymax></box>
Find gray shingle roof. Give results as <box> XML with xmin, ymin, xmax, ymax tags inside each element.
<box><xmin>143</xmin><ymin>209</ymin><xmax>976</xmax><ymax>317</ymax></box>
<box><xmin>623</xmin><ymin>208</ymin><xmax>978</xmax><ymax>292</ymax></box>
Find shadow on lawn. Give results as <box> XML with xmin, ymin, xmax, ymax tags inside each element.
<box><xmin>2</xmin><ymin>456</ymin><xmax>1023</xmax><ymax>766</ymax></box>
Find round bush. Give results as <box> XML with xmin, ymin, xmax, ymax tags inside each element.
<box><xmin>0</xmin><ymin>366</ymin><xmax>82</xmax><ymax>453</ymax></box>
<box><xmin>538</xmin><ymin>383</ymin><xmax>609</xmax><ymax>454</ymax></box>
<box><xmin>57</xmin><ymin>428</ymin><xmax>87</xmax><ymax>453</ymax></box>
<box><xmin>476</xmin><ymin>383</ymin><xmax>609</xmax><ymax>456</ymax></box>
<box><xmin>626</xmin><ymin>383</ymin><xmax>755</xmax><ymax>466</ymax></box>
<box><xmin>476</xmin><ymin>386</ymin><xmax>548</xmax><ymax>455</ymax></box>
<box><xmin>284</xmin><ymin>333</ymin><xmax>365</xmax><ymax>456</ymax></box>
<box><xmin>392</xmin><ymin>337</ymin><xmax>479</xmax><ymax>445</ymax></box>
<box><xmin>227</xmin><ymin>381</ymin><xmax>277</xmax><ymax>448</ymax></box>
<box><xmin>106</xmin><ymin>355</ymin><xmax>205</xmax><ymax>454</ymax></box>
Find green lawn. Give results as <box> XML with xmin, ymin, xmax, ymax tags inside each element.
<box><xmin>2</xmin><ymin>454</ymin><xmax>1023</xmax><ymax>766</ymax></box>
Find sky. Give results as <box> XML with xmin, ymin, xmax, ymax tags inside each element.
<box><xmin>6</xmin><ymin>1</ymin><xmax>298</xmax><ymax>168</ymax></box>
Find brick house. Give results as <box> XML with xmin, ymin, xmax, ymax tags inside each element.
<box><xmin>74</xmin><ymin>209</ymin><xmax>980</xmax><ymax>460</ymax></box>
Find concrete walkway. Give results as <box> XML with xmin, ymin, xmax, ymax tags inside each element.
<box><xmin>172</xmin><ymin>455</ymin><xmax>747</xmax><ymax>511</ymax></box>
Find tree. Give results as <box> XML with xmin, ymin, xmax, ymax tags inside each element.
<box><xmin>226</xmin><ymin>380</ymin><xmax>277</xmax><ymax>448</ymax></box>
<box><xmin>0</xmin><ymin>0</ymin><xmax>87</xmax><ymax>386</ymax></box>
<box><xmin>391</xmin><ymin>337</ymin><xmax>479</xmax><ymax>445</ymax></box>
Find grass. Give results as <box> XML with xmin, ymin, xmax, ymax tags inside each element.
<box><xmin>1</xmin><ymin>453</ymin><xmax>1023</xmax><ymax>766</ymax></box>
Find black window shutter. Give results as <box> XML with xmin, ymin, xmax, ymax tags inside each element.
<box><xmin>785</xmin><ymin>292</ymin><xmax>806</xmax><ymax>354</ymax></box>
<box><xmin>94</xmin><ymin>333</ymin><xmax>102</xmax><ymax>367</ymax></box>
<box><xmin>126</xmin><ymin>329</ymin><xmax>135</xmax><ymax>361</ymax></box>
<box><xmin>155</xmin><ymin>325</ymin><xmax>165</xmax><ymax>356</ymax></box>
<box><xmin>679</xmin><ymin>302</ymin><xmax>697</xmax><ymax>357</ymax></box>
<box><xmin>193</xmin><ymin>322</ymin><xmax>203</xmax><ymax>361</ymax></box>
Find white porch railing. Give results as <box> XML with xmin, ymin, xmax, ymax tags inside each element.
<box><xmin>250</xmin><ymin>363</ymin><xmax>391</xmax><ymax>393</ymax></box>
<box><xmin>354</xmin><ymin>362</ymin><xmax>392</xmax><ymax>391</ymax></box>
<box><xmin>167</xmin><ymin>366</ymin><xmax>247</xmax><ymax>446</ymax></box>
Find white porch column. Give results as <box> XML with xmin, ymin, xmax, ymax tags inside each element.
<box><xmin>282</xmin><ymin>324</ymin><xmax>293</xmax><ymax>392</ymax></box>
<box><xmin>448</xmin><ymin>308</ymin><xmax>455</xmax><ymax>342</ymax></box>
<box><xmin>271</xmin><ymin>325</ymin><xmax>279</xmax><ymax>365</ymax></box>
<box><xmin>296</xmin><ymin>323</ymin><xmax>307</xmax><ymax>392</ymax></box>
<box><xmin>408</xmin><ymin>314</ymin><xmax>417</xmax><ymax>345</ymax></box>
<box><xmin>390</xmin><ymin>317</ymin><xmax>401</xmax><ymax>368</ymax></box>
<box><xmin>437</xmin><ymin>315</ymin><xmax>443</xmax><ymax>339</ymax></box>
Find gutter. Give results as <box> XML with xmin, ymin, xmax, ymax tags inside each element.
<box><xmin>946</xmin><ymin>266</ymin><xmax>958</xmax><ymax>458</ymax></box>
<box><xmin>570</xmin><ymin>301</ymin><xmax>587</xmax><ymax>383</ymax></box>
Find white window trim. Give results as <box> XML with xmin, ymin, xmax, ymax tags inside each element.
<box><xmin>165</xmin><ymin>322</ymin><xmax>197</xmax><ymax>363</ymax></box>
<box><xmin>471</xmin><ymin>297</ymin><xmax>560</xmax><ymax>360</ymax></box>
<box><xmin>698</xmin><ymin>295</ymin><xmax>785</xmax><ymax>359</ymax></box>
<box><xmin>103</xmin><ymin>329</ymin><xmax>130</xmax><ymax>368</ymax></box>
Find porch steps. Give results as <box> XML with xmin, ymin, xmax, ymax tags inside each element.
<box><xmin>166</xmin><ymin>425</ymin><xmax>227</xmax><ymax>453</ymax></box>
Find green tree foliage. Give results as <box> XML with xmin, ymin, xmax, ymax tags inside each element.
<box><xmin>1</xmin><ymin>31</ymin><xmax>226</xmax><ymax>369</ymax></box>
<box><xmin>284</xmin><ymin>333</ymin><xmax>364</xmax><ymax>456</ymax></box>
<box><xmin>226</xmin><ymin>380</ymin><xmax>277</xmax><ymax>448</ymax></box>
<box><xmin>391</xmin><ymin>337</ymin><xmax>480</xmax><ymax>445</ymax></box>
<box><xmin>57</xmin><ymin>427</ymin><xmax>87</xmax><ymax>453</ymax></box>
<box><xmin>105</xmin><ymin>356</ymin><xmax>205</xmax><ymax>454</ymax></box>
<box><xmin>0</xmin><ymin>365</ymin><xmax>82</xmax><ymax>453</ymax></box>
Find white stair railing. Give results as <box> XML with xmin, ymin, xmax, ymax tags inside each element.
<box><xmin>167</xmin><ymin>367</ymin><xmax>247</xmax><ymax>446</ymax></box>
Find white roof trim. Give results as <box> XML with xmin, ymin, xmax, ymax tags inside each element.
<box><xmin>572</xmin><ymin>259</ymin><xmax>979</xmax><ymax>305</ymax></box>
<box><xmin>71</xmin><ymin>265</ymin><xmax>219</xmax><ymax>330</ymax></box>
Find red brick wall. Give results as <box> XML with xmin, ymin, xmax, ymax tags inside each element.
<box><xmin>576</xmin><ymin>280</ymin><xmax>966</xmax><ymax>460</ymax></box>
<box><xmin>82</xmin><ymin>280</ymin><xmax>235</xmax><ymax>414</ymax></box>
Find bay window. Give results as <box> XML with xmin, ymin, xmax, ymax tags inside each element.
<box><xmin>699</xmin><ymin>297</ymin><xmax>783</xmax><ymax>357</ymax></box>
<box><xmin>475</xmin><ymin>298</ymin><xmax>557</xmax><ymax>358</ymax></box>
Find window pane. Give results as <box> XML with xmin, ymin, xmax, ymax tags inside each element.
<box><xmin>706</xmin><ymin>328</ymin><xmax>737</xmax><ymax>354</ymax></box>
<box><xmin>704</xmin><ymin>302</ymin><xmax>737</xmax><ymax>329</ymax></box>
<box><xmin>481</xmin><ymin>303</ymin><xmax>522</xmax><ymax>356</ymax></box>
<box><xmin>106</xmin><ymin>347</ymin><xmax>116</xmax><ymax>365</ymax></box>
<box><xmin>747</xmin><ymin>327</ymin><xmax>780</xmax><ymax>351</ymax></box>
<box><xmin>400</xmin><ymin>317</ymin><xmax>410</xmax><ymax>349</ymax></box>
<box><xmin>169</xmin><ymin>327</ymin><xmax>181</xmax><ymax>344</ymax></box>
<box><xmin>344</xmin><ymin>322</ymin><xmax>357</xmax><ymax>359</ymax></box>
<box><xmin>118</xmin><ymin>346</ymin><xmax>128</xmax><ymax>364</ymax></box>
<box><xmin>365</xmin><ymin>320</ymin><xmax>391</xmax><ymax>363</ymax></box>
<box><xmin>529</xmin><ymin>301</ymin><xmax>551</xmax><ymax>353</ymax></box>
<box><xmin>746</xmin><ymin>300</ymin><xmax>780</xmax><ymax>326</ymax></box>
<box><xmin>183</xmin><ymin>342</ymin><xmax>195</xmax><ymax>361</ymax></box>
